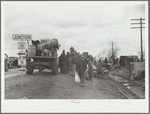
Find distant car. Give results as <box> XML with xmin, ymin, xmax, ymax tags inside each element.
<box><xmin>4</xmin><ymin>53</ymin><xmax>11</xmax><ymax>71</ymax></box>
<box><xmin>8</xmin><ymin>57</ymin><xmax>18</xmax><ymax>67</ymax></box>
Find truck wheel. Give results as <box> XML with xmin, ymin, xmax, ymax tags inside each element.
<box><xmin>26</xmin><ymin>71</ymin><xmax>29</xmax><ymax>74</ymax></box>
<box><xmin>5</xmin><ymin>66</ymin><xmax>8</xmax><ymax>72</ymax></box>
<box><xmin>51</xmin><ymin>61</ymin><xmax>57</xmax><ymax>75</ymax></box>
<box><xmin>26</xmin><ymin>62</ymin><xmax>34</xmax><ymax>75</ymax></box>
<box><xmin>8</xmin><ymin>64</ymin><xmax>11</xmax><ymax>69</ymax></box>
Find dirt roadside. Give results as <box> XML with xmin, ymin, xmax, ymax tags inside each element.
<box><xmin>5</xmin><ymin>70</ymin><xmax>126</xmax><ymax>99</ymax></box>
<box><xmin>109</xmin><ymin>68</ymin><xmax>145</xmax><ymax>99</ymax></box>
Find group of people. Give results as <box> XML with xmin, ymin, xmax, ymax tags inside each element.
<box><xmin>59</xmin><ymin>47</ymin><xmax>104</xmax><ymax>87</ymax></box>
<box><xmin>59</xmin><ymin>50</ymin><xmax>76</xmax><ymax>74</ymax></box>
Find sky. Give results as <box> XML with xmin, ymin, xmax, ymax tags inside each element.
<box><xmin>2</xmin><ymin>1</ymin><xmax>147</xmax><ymax>58</ymax></box>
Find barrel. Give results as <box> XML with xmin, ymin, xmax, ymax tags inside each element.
<box><xmin>28</xmin><ymin>45</ymin><xmax>36</xmax><ymax>56</ymax></box>
<box><xmin>44</xmin><ymin>41</ymin><xmax>51</xmax><ymax>49</ymax></box>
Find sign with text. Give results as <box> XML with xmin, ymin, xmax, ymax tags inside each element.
<box><xmin>12</xmin><ymin>34</ymin><xmax>32</xmax><ymax>41</ymax></box>
<box><xmin>18</xmin><ymin>67</ymin><xmax>27</xmax><ymax>73</ymax></box>
<box><xmin>17</xmin><ymin>51</ymin><xmax>26</xmax><ymax>57</ymax></box>
<box><xmin>18</xmin><ymin>42</ymin><xmax>26</xmax><ymax>49</ymax></box>
<box><xmin>18</xmin><ymin>58</ymin><xmax>26</xmax><ymax>66</ymax></box>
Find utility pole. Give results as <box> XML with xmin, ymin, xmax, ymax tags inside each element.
<box><xmin>102</xmin><ymin>50</ymin><xmax>105</xmax><ymax>59</ymax></box>
<box><xmin>98</xmin><ymin>52</ymin><xmax>101</xmax><ymax>59</ymax></box>
<box><xmin>108</xmin><ymin>42</ymin><xmax>117</xmax><ymax>57</ymax></box>
<box><xmin>131</xmin><ymin>18</ymin><xmax>145</xmax><ymax>62</ymax></box>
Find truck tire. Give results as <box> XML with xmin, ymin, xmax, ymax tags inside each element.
<box><xmin>5</xmin><ymin>65</ymin><xmax>8</xmax><ymax>72</ymax></box>
<box><xmin>26</xmin><ymin>62</ymin><xmax>34</xmax><ymax>75</ymax></box>
<box><xmin>8</xmin><ymin>63</ymin><xmax>11</xmax><ymax>69</ymax></box>
<box><xmin>51</xmin><ymin>61</ymin><xmax>57</xmax><ymax>75</ymax></box>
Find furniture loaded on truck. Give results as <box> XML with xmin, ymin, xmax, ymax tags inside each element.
<box><xmin>25</xmin><ymin>38</ymin><xmax>60</xmax><ymax>75</ymax></box>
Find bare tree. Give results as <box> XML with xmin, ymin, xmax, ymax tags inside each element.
<box><xmin>107</xmin><ymin>47</ymin><xmax>120</xmax><ymax>59</ymax></box>
<box><xmin>107</xmin><ymin>50</ymin><xmax>112</xmax><ymax>59</ymax></box>
<box><xmin>97</xmin><ymin>52</ymin><xmax>102</xmax><ymax>60</ymax></box>
<box><xmin>97</xmin><ymin>47</ymin><xmax>120</xmax><ymax>61</ymax></box>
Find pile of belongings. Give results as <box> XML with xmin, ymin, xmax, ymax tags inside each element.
<box><xmin>70</xmin><ymin>46</ymin><xmax>75</xmax><ymax>55</ymax></box>
<box><xmin>32</xmin><ymin>38</ymin><xmax>61</xmax><ymax>57</ymax></box>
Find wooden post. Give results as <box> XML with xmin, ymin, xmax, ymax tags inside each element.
<box><xmin>130</xmin><ymin>18</ymin><xmax>145</xmax><ymax>62</ymax></box>
<box><xmin>21</xmin><ymin>72</ymin><xmax>23</xmax><ymax>86</ymax></box>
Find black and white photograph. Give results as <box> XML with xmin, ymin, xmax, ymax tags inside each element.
<box><xmin>1</xmin><ymin>1</ymin><xmax>149</xmax><ymax>113</ymax></box>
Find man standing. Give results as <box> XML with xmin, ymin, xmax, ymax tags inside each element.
<box><xmin>97</xmin><ymin>59</ymin><xmax>103</xmax><ymax>79</ymax></box>
<box><xmin>59</xmin><ymin>50</ymin><xmax>66</xmax><ymax>74</ymax></box>
<box><xmin>87</xmin><ymin>56</ymin><xmax>94</xmax><ymax>81</ymax></box>
<box><xmin>68</xmin><ymin>55</ymin><xmax>72</xmax><ymax>73</ymax></box>
<box><xmin>93</xmin><ymin>57</ymin><xmax>97</xmax><ymax>66</ymax></box>
<box><xmin>59</xmin><ymin>52</ymin><xmax>63</xmax><ymax>73</ymax></box>
<box><xmin>76</xmin><ymin>55</ymin><xmax>87</xmax><ymax>87</ymax></box>
<box><xmin>71</xmin><ymin>52</ymin><xmax>77</xmax><ymax>76</ymax></box>
<box><xmin>66</xmin><ymin>52</ymin><xmax>70</xmax><ymax>73</ymax></box>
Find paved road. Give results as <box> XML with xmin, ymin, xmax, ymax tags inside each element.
<box><xmin>5</xmin><ymin>69</ymin><xmax>127</xmax><ymax>99</ymax></box>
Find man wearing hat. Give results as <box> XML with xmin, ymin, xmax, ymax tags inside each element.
<box><xmin>66</xmin><ymin>52</ymin><xmax>70</xmax><ymax>73</ymax></box>
<box><xmin>87</xmin><ymin>55</ymin><xmax>94</xmax><ymax>81</ymax></box>
<box><xmin>76</xmin><ymin>54</ymin><xmax>87</xmax><ymax>87</ymax></box>
<box><xmin>71</xmin><ymin>52</ymin><xmax>77</xmax><ymax>76</ymax></box>
<box><xmin>59</xmin><ymin>50</ymin><xmax>66</xmax><ymax>74</ymax></box>
<box><xmin>97</xmin><ymin>59</ymin><xmax>103</xmax><ymax>78</ymax></box>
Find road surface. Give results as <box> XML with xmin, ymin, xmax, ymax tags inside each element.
<box><xmin>5</xmin><ymin>68</ymin><xmax>127</xmax><ymax>99</ymax></box>
<box><xmin>5</xmin><ymin>67</ymin><xmax>144</xmax><ymax>99</ymax></box>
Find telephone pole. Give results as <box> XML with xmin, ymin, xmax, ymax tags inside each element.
<box><xmin>102</xmin><ymin>50</ymin><xmax>105</xmax><ymax>59</ymax></box>
<box><xmin>131</xmin><ymin>18</ymin><xmax>145</xmax><ymax>62</ymax></box>
<box><xmin>108</xmin><ymin>42</ymin><xmax>117</xmax><ymax>57</ymax></box>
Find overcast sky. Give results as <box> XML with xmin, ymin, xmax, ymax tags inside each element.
<box><xmin>2</xmin><ymin>1</ymin><xmax>146</xmax><ymax>58</ymax></box>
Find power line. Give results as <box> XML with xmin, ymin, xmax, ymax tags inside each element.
<box><xmin>131</xmin><ymin>18</ymin><xmax>145</xmax><ymax>62</ymax></box>
<box><xmin>130</xmin><ymin>19</ymin><xmax>145</xmax><ymax>20</ymax></box>
<box><xmin>131</xmin><ymin>27</ymin><xmax>145</xmax><ymax>29</ymax></box>
<box><xmin>131</xmin><ymin>23</ymin><xmax>145</xmax><ymax>24</ymax></box>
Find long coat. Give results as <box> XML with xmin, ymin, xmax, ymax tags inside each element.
<box><xmin>59</xmin><ymin>53</ymin><xmax>67</xmax><ymax>73</ymax></box>
<box><xmin>97</xmin><ymin>62</ymin><xmax>103</xmax><ymax>73</ymax></box>
<box><xmin>59</xmin><ymin>54</ymin><xmax>62</xmax><ymax>68</ymax></box>
<box><xmin>88</xmin><ymin>61</ymin><xmax>94</xmax><ymax>78</ymax></box>
<box><xmin>76</xmin><ymin>58</ymin><xmax>87</xmax><ymax>79</ymax></box>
